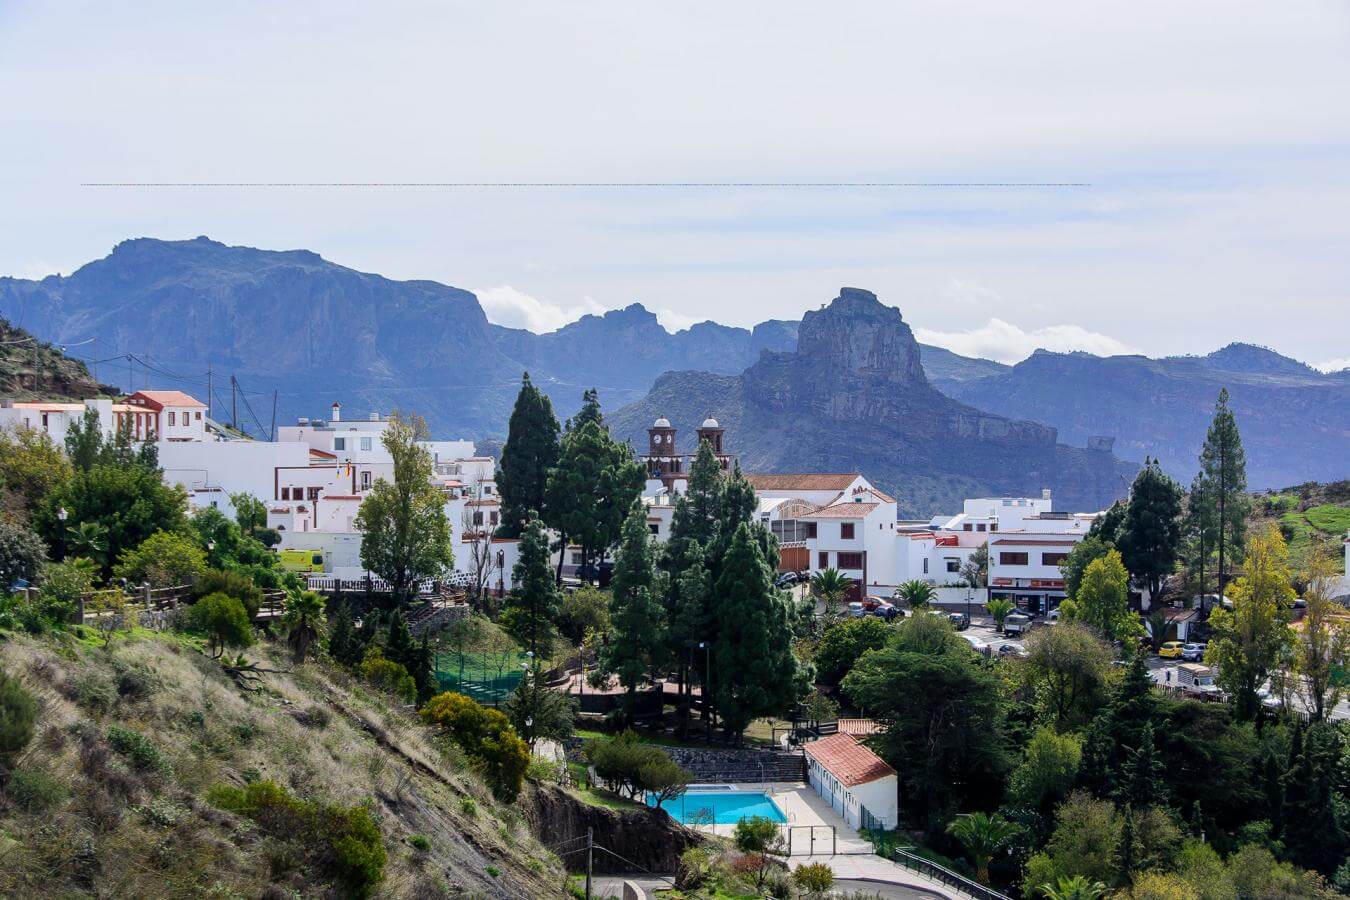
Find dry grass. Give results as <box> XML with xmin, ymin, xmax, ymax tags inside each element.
<box><xmin>0</xmin><ymin>630</ymin><xmax>569</xmax><ymax>898</ymax></box>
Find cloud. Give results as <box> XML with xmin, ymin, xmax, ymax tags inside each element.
<box><xmin>1314</xmin><ymin>358</ymin><xmax>1350</xmax><ymax>374</ymax></box>
<box><xmin>914</xmin><ymin>319</ymin><xmax>1139</xmax><ymax>365</ymax></box>
<box><xmin>472</xmin><ymin>285</ymin><xmax>606</xmax><ymax>333</ymax></box>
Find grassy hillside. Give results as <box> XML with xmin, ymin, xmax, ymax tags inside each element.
<box><xmin>1250</xmin><ymin>480</ymin><xmax>1350</xmax><ymax>573</ymax></box>
<box><xmin>0</xmin><ymin>317</ymin><xmax>112</xmax><ymax>400</ymax></box>
<box><xmin>0</xmin><ymin>629</ymin><xmax>568</xmax><ymax>898</ymax></box>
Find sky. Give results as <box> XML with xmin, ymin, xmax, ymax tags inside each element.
<box><xmin>3</xmin><ymin>1</ymin><xmax>1349</xmax><ymax>370</ymax></box>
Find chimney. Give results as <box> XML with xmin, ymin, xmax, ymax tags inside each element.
<box><xmin>331</xmin><ymin>402</ymin><xmax>341</xmax><ymax>423</ymax></box>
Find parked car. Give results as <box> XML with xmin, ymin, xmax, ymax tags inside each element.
<box><xmin>995</xmin><ymin>642</ymin><xmax>1028</xmax><ymax>659</ymax></box>
<box><xmin>860</xmin><ymin>595</ymin><xmax>888</xmax><ymax>612</ymax></box>
<box><xmin>1003</xmin><ymin>613</ymin><xmax>1032</xmax><ymax>636</ymax></box>
<box><xmin>948</xmin><ymin>612</ymin><xmax>970</xmax><ymax>631</ymax></box>
<box><xmin>1159</xmin><ymin>641</ymin><xmax>1185</xmax><ymax>659</ymax></box>
<box><xmin>870</xmin><ymin>602</ymin><xmax>901</xmax><ymax>620</ymax></box>
<box><xmin>847</xmin><ymin>601</ymin><xmax>866</xmax><ymax>618</ymax></box>
<box><xmin>1181</xmin><ymin>642</ymin><xmax>1207</xmax><ymax>662</ymax></box>
<box><xmin>959</xmin><ymin>633</ymin><xmax>989</xmax><ymax>654</ymax></box>
<box><xmin>775</xmin><ymin>571</ymin><xmax>804</xmax><ymax>588</ymax></box>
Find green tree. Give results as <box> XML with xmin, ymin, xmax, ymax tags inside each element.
<box><xmin>710</xmin><ymin>523</ymin><xmax>800</xmax><ymax>738</ymax></box>
<box><xmin>502</xmin><ymin>665</ymin><xmax>576</xmax><ymax>749</ymax></box>
<box><xmin>382</xmin><ymin>609</ymin><xmax>436</xmax><ymax>703</ymax></box>
<box><xmin>495</xmin><ymin>373</ymin><xmax>560</xmax><ymax>538</ymax></box>
<box><xmin>733</xmin><ymin>815</ymin><xmax>787</xmax><ymax>889</ymax></box>
<box><xmin>1280</xmin><ymin>722</ymin><xmax>1347</xmax><ymax>874</ymax></box>
<box><xmin>112</xmin><ymin>529</ymin><xmax>208</xmax><ymax>588</ymax></box>
<box><xmin>0</xmin><ymin>521</ymin><xmax>46</xmax><ymax>588</ymax></box>
<box><xmin>843</xmin><ymin>615</ymin><xmax>1008</xmax><ymax>825</ymax></box>
<box><xmin>281</xmin><ymin>590</ymin><xmax>327</xmax><ymax>663</ymax></box>
<box><xmin>897</xmin><ymin>579</ymin><xmax>937</xmax><ymax>611</ymax></box>
<box><xmin>544</xmin><ymin>415</ymin><xmax>644</xmax><ymax>579</ymax></box>
<box><xmin>1022</xmin><ymin>623</ymin><xmax>1112</xmax><ymax>727</ymax></box>
<box><xmin>1059</xmin><ymin>536</ymin><xmax>1113</xmax><ymax>606</ymax></box>
<box><xmin>598</xmin><ymin>503</ymin><xmax>667</xmax><ymax>711</ymax></box>
<box><xmin>191</xmin><ymin>568</ymin><xmax>265</xmax><ymax>617</ymax></box>
<box><xmin>947</xmin><ymin>812</ymin><xmax>1021</xmax><ymax>885</ymax></box>
<box><xmin>1195</xmin><ymin>388</ymin><xmax>1249</xmax><ymax>593</ymax></box>
<box><xmin>1116</xmin><ymin>458</ymin><xmax>1184</xmax><ymax>601</ymax></box>
<box><xmin>360</xmin><ymin>651</ymin><xmax>417</xmax><ymax>703</ymax></box>
<box><xmin>1089</xmin><ymin>501</ymin><xmax>1126</xmax><ymax>544</ymax></box>
<box><xmin>557</xmin><ymin>584</ymin><xmax>611</xmax><ymax>645</ymax></box>
<box><xmin>36</xmin><ymin>463</ymin><xmax>187</xmax><ymax>577</ymax></box>
<box><xmin>0</xmin><ymin>667</ymin><xmax>37</xmax><ymax>769</ymax></box>
<box><xmin>187</xmin><ymin>592</ymin><xmax>255</xmax><ymax>658</ymax></box>
<box><xmin>570</xmin><ymin>387</ymin><xmax>604</xmax><ymax>431</ymax></box>
<box><xmin>1039</xmin><ymin>875</ymin><xmax>1110</xmax><ymax>900</ymax></box>
<box><xmin>500</xmin><ymin>518</ymin><xmax>561</xmax><ymax>657</ymax></box>
<box><xmin>64</xmin><ymin>520</ymin><xmax>109</xmax><ymax>569</ymax></box>
<box><xmin>354</xmin><ymin>412</ymin><xmax>453</xmax><ymax>608</ymax></box>
<box><xmin>1183</xmin><ymin>472</ymin><xmax>1217</xmax><ymax>599</ymax></box>
<box><xmin>190</xmin><ymin>508</ymin><xmax>290</xmax><ymax>590</ymax></box>
<box><xmin>63</xmin><ymin>406</ymin><xmax>106</xmax><ymax>472</ymax></box>
<box><xmin>0</xmin><ymin>426</ymin><xmax>71</xmax><ymax>523</ymax></box>
<box><xmin>421</xmin><ymin>691</ymin><xmax>529</xmax><ymax>800</ymax></box>
<box><xmin>960</xmin><ymin>544</ymin><xmax>988</xmax><ymax>590</ymax></box>
<box><xmin>814</xmin><ymin>616</ymin><xmax>892</xmax><ymax>685</ymax></box>
<box><xmin>1292</xmin><ymin>546</ymin><xmax>1349</xmax><ymax>721</ymax></box>
<box><xmin>1008</xmin><ymin>726</ymin><xmax>1082</xmax><ymax>812</ymax></box>
<box><xmin>810</xmin><ymin>568</ymin><xmax>852</xmax><ymax>618</ymax></box>
<box><xmin>1206</xmin><ymin>525</ymin><xmax>1295</xmax><ymax>720</ymax></box>
<box><xmin>1115</xmin><ymin>721</ymin><xmax>1167</xmax><ymax>808</ymax></box>
<box><xmin>327</xmin><ymin>601</ymin><xmax>365</xmax><ymax>668</ymax></box>
<box><xmin>229</xmin><ymin>491</ymin><xmax>278</xmax><ymax>547</ymax></box>
<box><xmin>986</xmin><ymin>598</ymin><xmax>1015</xmax><ymax>632</ymax></box>
<box><xmin>1060</xmin><ymin>550</ymin><xmax>1134</xmax><ymax>643</ymax></box>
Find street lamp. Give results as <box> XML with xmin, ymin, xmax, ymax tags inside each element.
<box><xmin>57</xmin><ymin>507</ymin><xmax>68</xmax><ymax>522</ymax></box>
<box><xmin>698</xmin><ymin>641</ymin><xmax>713</xmax><ymax>740</ymax></box>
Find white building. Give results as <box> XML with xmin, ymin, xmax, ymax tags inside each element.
<box><xmin>803</xmin><ymin>732</ymin><xmax>898</xmax><ymax>831</ymax></box>
<box><xmin>988</xmin><ymin>531</ymin><xmax>1090</xmax><ymax>614</ymax></box>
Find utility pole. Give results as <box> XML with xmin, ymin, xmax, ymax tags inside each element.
<box><xmin>585</xmin><ymin>827</ymin><xmax>593</xmax><ymax>900</ymax></box>
<box><xmin>207</xmin><ymin>366</ymin><xmax>212</xmax><ymax>422</ymax></box>
<box><xmin>270</xmin><ymin>389</ymin><xmax>277</xmax><ymax>441</ymax></box>
<box><xmin>231</xmin><ymin>375</ymin><xmax>238</xmax><ymax>430</ymax></box>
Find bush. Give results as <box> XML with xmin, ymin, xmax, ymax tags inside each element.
<box><xmin>421</xmin><ymin>691</ymin><xmax>530</xmax><ymax>801</ymax></box>
<box><xmin>409</xmin><ymin>834</ymin><xmax>431</xmax><ymax>853</ymax></box>
<box><xmin>0</xmin><ymin>521</ymin><xmax>46</xmax><ymax>589</ymax></box>
<box><xmin>73</xmin><ymin>671</ymin><xmax>117</xmax><ymax>715</ymax></box>
<box><xmin>4</xmin><ymin>768</ymin><xmax>67</xmax><ymax>812</ymax></box>
<box><xmin>185</xmin><ymin>592</ymin><xmax>254</xmax><ymax>658</ymax></box>
<box><xmin>191</xmin><ymin>569</ymin><xmax>265</xmax><ymax>618</ymax></box>
<box><xmin>0</xmin><ymin>668</ymin><xmax>37</xmax><ymax>764</ymax></box>
<box><xmin>359</xmin><ymin>653</ymin><xmax>416</xmax><ymax>703</ymax></box>
<box><xmin>794</xmin><ymin>861</ymin><xmax>834</xmax><ymax>896</ymax></box>
<box><xmin>113</xmin><ymin>529</ymin><xmax>207</xmax><ymax>589</ymax></box>
<box><xmin>583</xmin><ymin>730</ymin><xmax>692</xmax><ymax>805</ymax></box>
<box><xmin>106</xmin><ymin>725</ymin><xmax>170</xmax><ymax>773</ymax></box>
<box><xmin>113</xmin><ymin>661</ymin><xmax>156</xmax><ymax>701</ymax></box>
<box><xmin>207</xmin><ymin>779</ymin><xmax>386</xmax><ymax>897</ymax></box>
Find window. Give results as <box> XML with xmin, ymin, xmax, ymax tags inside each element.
<box><xmin>167</xmin><ymin>411</ymin><xmax>176</xmax><ymax>425</ymax></box>
<box><xmin>818</xmin><ymin>551</ymin><xmax>829</xmax><ymax>569</ymax></box>
<box><xmin>195</xmin><ymin>411</ymin><xmax>202</xmax><ymax>420</ymax></box>
<box><xmin>963</xmin><ymin>523</ymin><xmax>973</xmax><ymax>532</ymax></box>
<box><xmin>841</xmin><ymin>523</ymin><xmax>855</xmax><ymax>540</ymax></box>
<box><xmin>923</xmin><ymin>558</ymin><xmax>929</xmax><ymax>574</ymax></box>
<box><xmin>649</xmin><ymin>523</ymin><xmax>660</xmax><ymax>535</ymax></box>
<box><xmin>571</xmin><ymin>552</ymin><xmax>584</xmax><ymax>565</ymax></box>
<box><xmin>1000</xmin><ymin>552</ymin><xmax>1029</xmax><ymax>566</ymax></box>
<box><xmin>472</xmin><ymin>511</ymin><xmax>484</xmax><ymax>526</ymax></box>
<box><xmin>334</xmin><ymin>438</ymin><xmax>346</xmax><ymax>451</ymax></box>
<box><xmin>946</xmin><ymin>559</ymin><xmax>960</xmax><ymax>572</ymax></box>
<box><xmin>281</xmin><ymin>487</ymin><xmax>291</xmax><ymax>500</ymax></box>
<box><xmin>976</xmin><ymin>523</ymin><xmax>986</xmax><ymax>532</ymax></box>
<box><xmin>489</xmin><ymin>511</ymin><xmax>499</xmax><ymax>526</ymax></box>
<box><xmin>838</xmin><ymin>552</ymin><xmax>863</xmax><ymax>570</ymax></box>
<box><xmin>990</xmin><ymin>523</ymin><xmax>998</xmax><ymax>531</ymax></box>
<box><xmin>1042</xmin><ymin>552</ymin><xmax>1069</xmax><ymax>567</ymax></box>
<box><xmin>360</xmin><ymin>437</ymin><xmax>372</xmax><ymax>451</ymax></box>
<box><xmin>360</xmin><ymin>471</ymin><xmax>371</xmax><ymax>490</ymax></box>
<box><xmin>308</xmin><ymin>487</ymin><xmax>320</xmax><ymax>500</ymax></box>
<box><xmin>806</xmin><ymin>522</ymin><xmax>818</xmax><ymax>539</ymax></box>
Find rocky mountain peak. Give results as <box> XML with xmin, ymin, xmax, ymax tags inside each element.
<box><xmin>1202</xmin><ymin>342</ymin><xmax>1316</xmax><ymax>376</ymax></box>
<box><xmin>795</xmin><ymin>287</ymin><xmax>927</xmax><ymax>386</ymax></box>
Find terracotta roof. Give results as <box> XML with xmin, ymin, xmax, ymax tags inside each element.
<box><xmin>836</xmin><ymin>718</ymin><xmax>884</xmax><ymax>737</ymax></box>
<box><xmin>745</xmin><ymin>473</ymin><xmax>860</xmax><ymax>492</ymax></box>
<box><xmin>129</xmin><ymin>390</ymin><xmax>206</xmax><ymax>409</ymax></box>
<box><xmin>990</xmin><ymin>538</ymin><xmax>1078</xmax><ymax>546</ymax></box>
<box><xmin>803</xmin><ymin>733</ymin><xmax>895</xmax><ymax>787</ymax></box>
<box><xmin>309</xmin><ymin>448</ymin><xmax>337</xmax><ymax>459</ymax></box>
<box><xmin>465</xmin><ymin>499</ymin><xmax>500</xmax><ymax>507</ymax></box>
<box><xmin>803</xmin><ymin>502</ymin><xmax>879</xmax><ymax>519</ymax></box>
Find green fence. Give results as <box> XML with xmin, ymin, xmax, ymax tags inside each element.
<box><xmin>433</xmin><ymin>651</ymin><xmax>530</xmax><ymax>706</ymax></box>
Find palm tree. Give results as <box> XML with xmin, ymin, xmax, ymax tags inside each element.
<box><xmin>66</xmin><ymin>521</ymin><xmax>109</xmax><ymax>569</ymax></box>
<box><xmin>810</xmin><ymin>568</ymin><xmax>852</xmax><ymax>618</ymax></box>
<box><xmin>896</xmin><ymin>579</ymin><xmax>937</xmax><ymax>611</ymax></box>
<box><xmin>281</xmin><ymin>590</ymin><xmax>327</xmax><ymax>662</ymax></box>
<box><xmin>986</xmin><ymin>598</ymin><xmax>1015</xmax><ymax>632</ymax></box>
<box><xmin>945</xmin><ymin>811</ymin><xmax>1020</xmax><ymax>885</ymax></box>
<box><xmin>1040</xmin><ymin>875</ymin><xmax>1109</xmax><ymax>900</ymax></box>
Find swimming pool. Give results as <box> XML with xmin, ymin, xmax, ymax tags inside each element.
<box><xmin>648</xmin><ymin>790</ymin><xmax>787</xmax><ymax>824</ymax></box>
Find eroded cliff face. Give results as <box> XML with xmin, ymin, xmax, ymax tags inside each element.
<box><xmin>610</xmin><ymin>288</ymin><xmax>1136</xmax><ymax>515</ymax></box>
<box><xmin>522</xmin><ymin>783</ymin><xmax>703</xmax><ymax>875</ymax></box>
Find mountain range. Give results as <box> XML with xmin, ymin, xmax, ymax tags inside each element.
<box><xmin>1</xmin><ymin>237</ymin><xmax>1344</xmax><ymax>510</ymax></box>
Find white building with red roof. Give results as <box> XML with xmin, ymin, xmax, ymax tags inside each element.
<box><xmin>802</xmin><ymin>732</ymin><xmax>898</xmax><ymax>830</ymax></box>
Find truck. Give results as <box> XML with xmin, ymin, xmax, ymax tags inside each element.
<box><xmin>1175</xmin><ymin>663</ymin><xmax>1223</xmax><ymax>701</ymax></box>
<box><xmin>1003</xmin><ymin>613</ymin><xmax>1032</xmax><ymax>636</ymax></box>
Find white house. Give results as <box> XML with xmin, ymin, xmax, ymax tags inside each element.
<box><xmin>803</xmin><ymin>732</ymin><xmax>898</xmax><ymax>831</ymax></box>
<box><xmin>988</xmin><ymin>532</ymin><xmax>1088</xmax><ymax>614</ymax></box>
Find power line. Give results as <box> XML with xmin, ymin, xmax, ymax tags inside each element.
<box><xmin>81</xmin><ymin>181</ymin><xmax>1091</xmax><ymax>189</ymax></box>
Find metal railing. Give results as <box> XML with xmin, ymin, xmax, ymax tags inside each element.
<box><xmin>887</xmin><ymin>847</ymin><xmax>1011</xmax><ymax>900</ymax></box>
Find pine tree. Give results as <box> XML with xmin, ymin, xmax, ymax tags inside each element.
<box><xmin>1116</xmin><ymin>457</ymin><xmax>1184</xmax><ymax>601</ymax></box>
<box><xmin>599</xmin><ymin>503</ymin><xmax>668</xmax><ymax>714</ymax></box>
<box><xmin>570</xmin><ymin>388</ymin><xmax>603</xmax><ymax>431</ymax></box>
<box><xmin>1282</xmin><ymin>723</ymin><xmax>1348</xmax><ymax>874</ymax></box>
<box><xmin>500</xmin><ymin>518</ymin><xmax>561</xmax><ymax>657</ymax></box>
<box><xmin>710</xmin><ymin>523</ymin><xmax>800</xmax><ymax>739</ymax></box>
<box><xmin>1115</xmin><ymin>721</ymin><xmax>1167</xmax><ymax>808</ymax></box>
<box><xmin>1184</xmin><ymin>471</ymin><xmax>1217</xmax><ymax>601</ymax></box>
<box><xmin>543</xmin><ymin>413</ymin><xmax>644</xmax><ymax>578</ymax></box>
<box><xmin>1195</xmin><ymin>388</ymin><xmax>1248</xmax><ymax>594</ymax></box>
<box><xmin>496</xmin><ymin>373</ymin><xmax>561</xmax><ymax>538</ymax></box>
<box><xmin>326</xmin><ymin>602</ymin><xmax>365</xmax><ymax>669</ymax></box>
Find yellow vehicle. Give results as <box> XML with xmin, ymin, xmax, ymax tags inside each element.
<box><xmin>277</xmin><ymin>549</ymin><xmax>325</xmax><ymax>573</ymax></box>
<box><xmin>1159</xmin><ymin>641</ymin><xmax>1185</xmax><ymax>659</ymax></box>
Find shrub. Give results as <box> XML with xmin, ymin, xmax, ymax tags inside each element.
<box><xmin>207</xmin><ymin>779</ymin><xmax>386</xmax><ymax>897</ymax></box>
<box><xmin>4</xmin><ymin>768</ymin><xmax>67</xmax><ymax>812</ymax></box>
<box><xmin>106</xmin><ymin>725</ymin><xmax>170</xmax><ymax>773</ymax></box>
<box><xmin>0</xmin><ymin>520</ymin><xmax>46</xmax><ymax>589</ymax></box>
<box><xmin>674</xmin><ymin>847</ymin><xmax>714</xmax><ymax>891</ymax></box>
<box><xmin>191</xmin><ymin>569</ymin><xmax>264</xmax><ymax>618</ymax></box>
<box><xmin>291</xmin><ymin>706</ymin><xmax>332</xmax><ymax>730</ymax></box>
<box><xmin>421</xmin><ymin>691</ymin><xmax>530</xmax><ymax>801</ymax></box>
<box><xmin>793</xmin><ymin>862</ymin><xmax>834</xmax><ymax>896</ymax></box>
<box><xmin>0</xmin><ymin>668</ymin><xmax>37</xmax><ymax>764</ymax></box>
<box><xmin>460</xmin><ymin>797</ymin><xmax>477</xmax><ymax>817</ymax></box>
<box><xmin>113</xmin><ymin>661</ymin><xmax>156</xmax><ymax>701</ymax></box>
<box><xmin>72</xmin><ymin>671</ymin><xmax>117</xmax><ymax>714</ymax></box>
<box><xmin>408</xmin><ymin>834</ymin><xmax>431</xmax><ymax>853</ymax></box>
<box><xmin>113</xmin><ymin>529</ymin><xmax>208</xmax><ymax>589</ymax></box>
<box><xmin>359</xmin><ymin>654</ymin><xmax>416</xmax><ymax>703</ymax></box>
<box><xmin>185</xmin><ymin>592</ymin><xmax>254</xmax><ymax>658</ymax></box>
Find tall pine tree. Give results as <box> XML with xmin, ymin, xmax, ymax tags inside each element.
<box><xmin>543</xmin><ymin>413</ymin><xmax>643</xmax><ymax>579</ymax></box>
<box><xmin>599</xmin><ymin>502</ymin><xmax>668</xmax><ymax>715</ymax></box>
<box><xmin>496</xmin><ymin>373</ymin><xmax>561</xmax><ymax>537</ymax></box>
<box><xmin>500</xmin><ymin>518</ymin><xmax>562</xmax><ymax>657</ymax></box>
<box><xmin>1195</xmin><ymin>388</ymin><xmax>1248</xmax><ymax>594</ymax></box>
<box><xmin>710</xmin><ymin>523</ymin><xmax>800</xmax><ymax>739</ymax></box>
<box><xmin>1116</xmin><ymin>457</ymin><xmax>1184</xmax><ymax>602</ymax></box>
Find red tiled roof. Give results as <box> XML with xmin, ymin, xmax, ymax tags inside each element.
<box><xmin>129</xmin><ymin>390</ymin><xmax>206</xmax><ymax>409</ymax></box>
<box><xmin>990</xmin><ymin>538</ymin><xmax>1078</xmax><ymax>546</ymax></box>
<box><xmin>745</xmin><ymin>473</ymin><xmax>860</xmax><ymax>492</ymax></box>
<box><xmin>803</xmin><ymin>502</ymin><xmax>879</xmax><ymax>519</ymax></box>
<box><xmin>309</xmin><ymin>448</ymin><xmax>337</xmax><ymax>459</ymax></box>
<box><xmin>836</xmin><ymin>718</ymin><xmax>884</xmax><ymax>737</ymax></box>
<box><xmin>803</xmin><ymin>733</ymin><xmax>895</xmax><ymax>787</ymax></box>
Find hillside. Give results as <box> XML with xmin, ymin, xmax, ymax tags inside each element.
<box><xmin>942</xmin><ymin>346</ymin><xmax>1350</xmax><ymax>489</ymax></box>
<box><xmin>1249</xmin><ymin>480</ymin><xmax>1350</xmax><ymax>573</ymax></box>
<box><xmin>0</xmin><ymin>630</ymin><xmax>573</xmax><ymax>898</ymax></box>
<box><xmin>0</xmin><ymin>317</ymin><xmax>111</xmax><ymax>400</ymax></box>
<box><xmin>609</xmin><ymin>288</ymin><xmax>1138</xmax><ymax>516</ymax></box>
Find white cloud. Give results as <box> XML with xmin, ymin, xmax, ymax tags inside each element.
<box><xmin>914</xmin><ymin>319</ymin><xmax>1139</xmax><ymax>365</ymax></box>
<box><xmin>472</xmin><ymin>285</ymin><xmax>606</xmax><ymax>333</ymax></box>
<box><xmin>1315</xmin><ymin>358</ymin><xmax>1350</xmax><ymax>374</ymax></box>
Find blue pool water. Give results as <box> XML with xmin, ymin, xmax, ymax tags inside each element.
<box><xmin>648</xmin><ymin>790</ymin><xmax>787</xmax><ymax>824</ymax></box>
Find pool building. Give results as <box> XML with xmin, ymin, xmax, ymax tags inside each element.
<box><xmin>803</xmin><ymin>733</ymin><xmax>898</xmax><ymax>831</ymax></box>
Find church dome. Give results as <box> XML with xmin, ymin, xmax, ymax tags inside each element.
<box><xmin>701</xmin><ymin>417</ymin><xmax>720</xmax><ymax>429</ymax></box>
<box><xmin>653</xmin><ymin>417</ymin><xmax>671</xmax><ymax>428</ymax></box>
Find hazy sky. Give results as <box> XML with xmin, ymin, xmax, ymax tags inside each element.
<box><xmin>3</xmin><ymin>1</ymin><xmax>1349</xmax><ymax>369</ymax></box>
